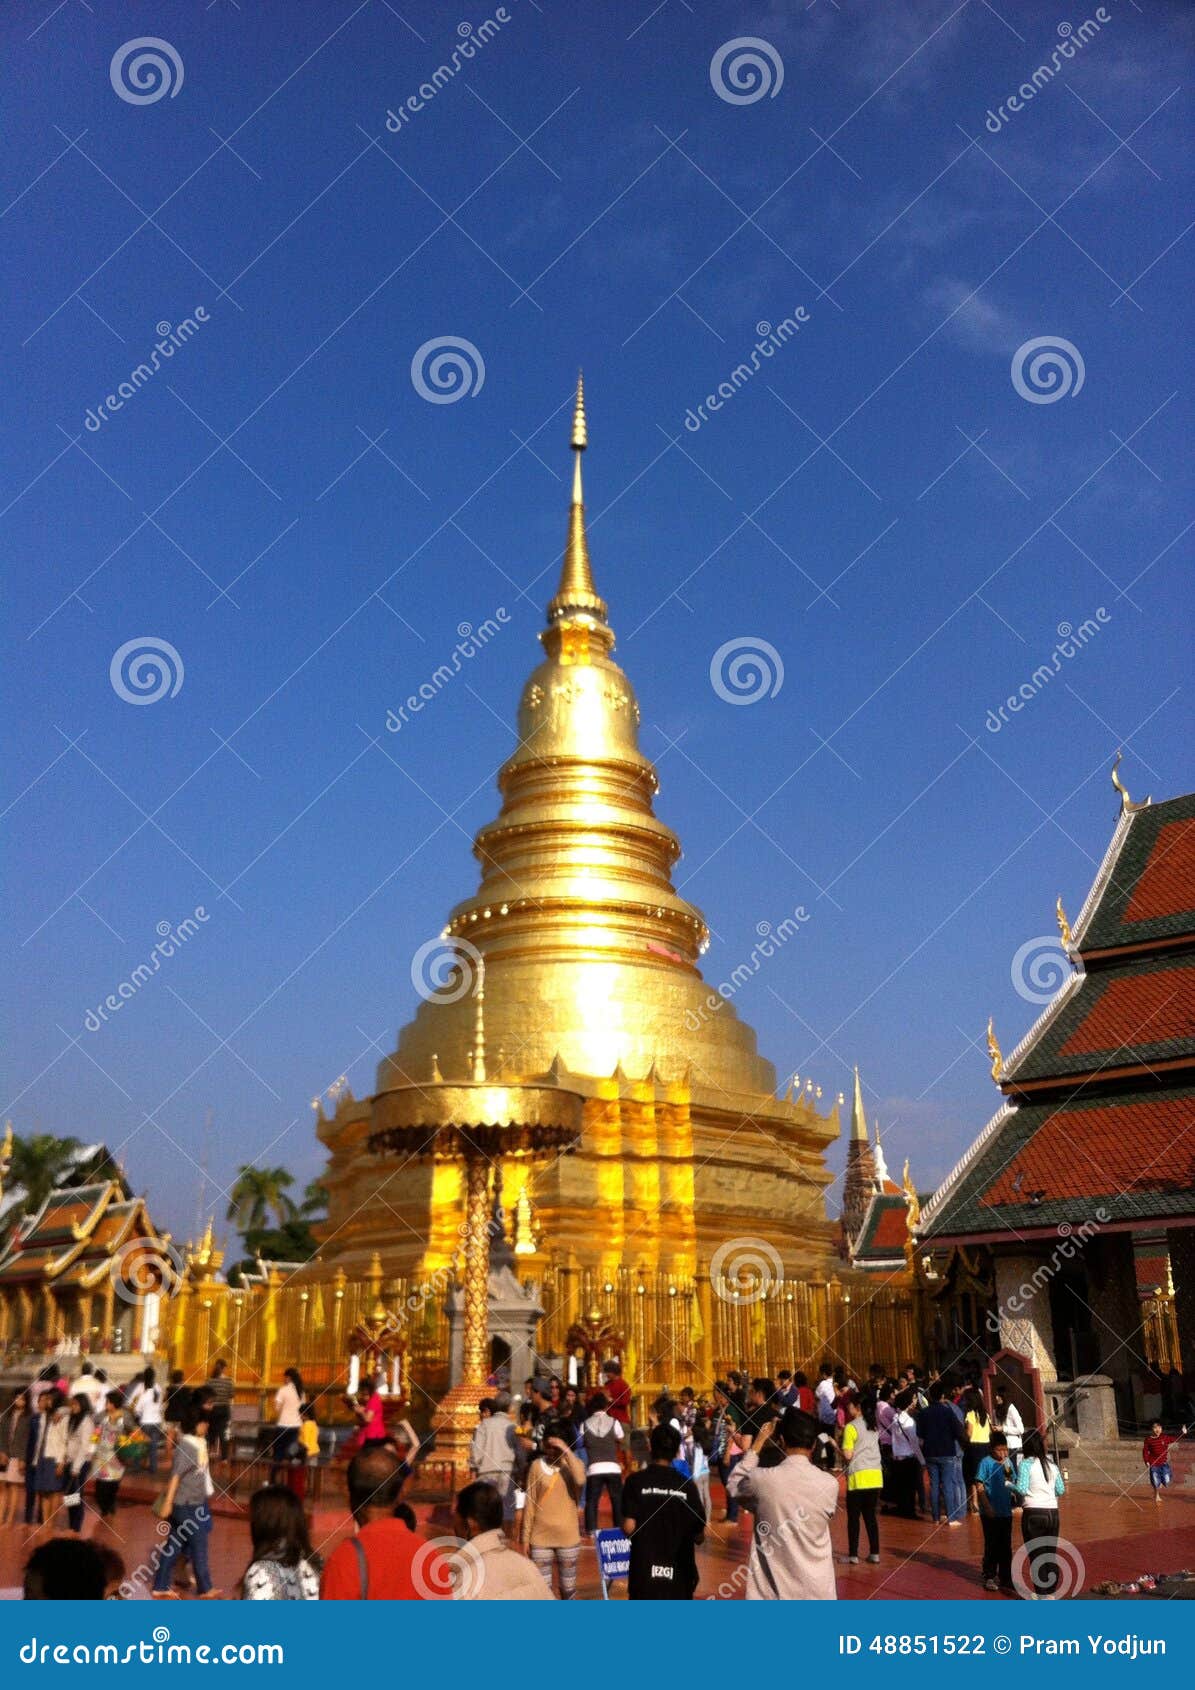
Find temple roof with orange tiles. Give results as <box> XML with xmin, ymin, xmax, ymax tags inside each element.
<box><xmin>920</xmin><ymin>781</ymin><xmax>1195</xmax><ymax>1246</ymax></box>
<box><xmin>0</xmin><ymin>1163</ymin><xmax>166</xmax><ymax>1292</ymax></box>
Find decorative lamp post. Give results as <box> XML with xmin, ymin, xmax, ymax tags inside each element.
<box><xmin>368</xmin><ymin>956</ymin><xmax>582</xmax><ymax>1474</ymax></box>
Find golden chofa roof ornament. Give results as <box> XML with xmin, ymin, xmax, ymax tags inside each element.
<box><xmin>986</xmin><ymin>1017</ymin><xmax>1004</xmax><ymax>1084</ymax></box>
<box><xmin>1110</xmin><ymin>748</ymin><xmax>1151</xmax><ymax>814</ymax></box>
<box><xmin>1056</xmin><ymin>896</ymin><xmax>1073</xmax><ymax>950</ymax></box>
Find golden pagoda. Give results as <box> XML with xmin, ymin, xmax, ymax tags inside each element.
<box><xmin>314</xmin><ymin>379</ymin><xmax>841</xmax><ymax>1287</ymax></box>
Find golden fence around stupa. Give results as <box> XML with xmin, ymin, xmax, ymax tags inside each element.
<box><xmin>166</xmin><ymin>1261</ymin><xmax>920</xmax><ymax>1419</ymax></box>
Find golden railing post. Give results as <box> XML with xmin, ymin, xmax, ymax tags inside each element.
<box><xmin>696</xmin><ymin>1271</ymin><xmax>714</xmax><ymax>1383</ymax></box>
<box><xmin>261</xmin><ymin>1269</ymin><xmax>280</xmax><ymax>1390</ymax></box>
<box><xmin>331</xmin><ymin>1268</ymin><xmax>347</xmax><ymax>1358</ymax></box>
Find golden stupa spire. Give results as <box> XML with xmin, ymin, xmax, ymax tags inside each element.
<box><xmin>547</xmin><ymin>372</ymin><xmax>607</xmax><ymax>625</ymax></box>
<box><xmin>849</xmin><ymin>1065</ymin><xmax>868</xmax><ymax>1143</ymax></box>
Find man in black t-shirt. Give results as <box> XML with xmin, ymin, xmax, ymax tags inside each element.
<box><xmin>738</xmin><ymin>1377</ymin><xmax>784</xmax><ymax>1467</ymax></box>
<box><xmin>621</xmin><ymin>1423</ymin><xmax>705</xmax><ymax>1599</ymax></box>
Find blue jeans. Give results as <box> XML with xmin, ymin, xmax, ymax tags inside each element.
<box><xmin>152</xmin><ymin>1504</ymin><xmax>212</xmax><ymax>1594</ymax></box>
<box><xmin>927</xmin><ymin>1455</ymin><xmax>965</xmax><ymax>1522</ymax></box>
<box><xmin>145</xmin><ymin>1424</ymin><xmax>162</xmax><ymax>1474</ymax></box>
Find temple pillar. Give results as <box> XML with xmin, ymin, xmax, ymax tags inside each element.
<box><xmin>992</xmin><ymin>1253</ymin><xmax>1057</xmax><ymax>1376</ymax></box>
<box><xmin>433</xmin><ymin>1156</ymin><xmax>495</xmax><ymax>1477</ymax></box>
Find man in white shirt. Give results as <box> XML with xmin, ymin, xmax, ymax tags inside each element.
<box><xmin>814</xmin><ymin>1362</ymin><xmax>837</xmax><ymax>1470</ymax></box>
<box><xmin>72</xmin><ymin>1362</ymin><xmax>107</xmax><ymax>1413</ymax></box>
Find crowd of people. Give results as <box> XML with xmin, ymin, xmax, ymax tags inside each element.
<box><xmin>0</xmin><ymin>1354</ymin><xmax>1183</xmax><ymax>1601</ymax></box>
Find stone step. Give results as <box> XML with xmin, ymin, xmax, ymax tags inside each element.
<box><xmin>1057</xmin><ymin>1440</ymin><xmax>1195</xmax><ymax>1488</ymax></box>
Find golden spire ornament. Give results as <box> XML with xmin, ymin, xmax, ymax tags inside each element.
<box><xmin>986</xmin><ymin>1017</ymin><xmax>1003</xmax><ymax>1084</ymax></box>
<box><xmin>901</xmin><ymin>1158</ymin><xmax>921</xmax><ymax>1231</ymax></box>
<box><xmin>1056</xmin><ymin>896</ymin><xmax>1073</xmax><ymax>950</ymax></box>
<box><xmin>1111</xmin><ymin>750</ymin><xmax>1131</xmax><ymax>813</ymax></box>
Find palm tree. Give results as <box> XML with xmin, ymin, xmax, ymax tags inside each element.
<box><xmin>226</xmin><ymin>1165</ymin><xmax>297</xmax><ymax>1237</ymax></box>
<box><xmin>300</xmin><ymin>1179</ymin><xmax>329</xmax><ymax>1219</ymax></box>
<box><xmin>6</xmin><ymin>1134</ymin><xmax>87</xmax><ymax>1218</ymax></box>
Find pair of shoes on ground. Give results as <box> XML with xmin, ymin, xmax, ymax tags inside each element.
<box><xmin>846</xmin><ymin>1554</ymin><xmax>882</xmax><ymax>1565</ymax></box>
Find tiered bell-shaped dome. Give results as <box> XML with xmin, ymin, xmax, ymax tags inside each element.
<box><xmin>379</xmin><ymin>378</ymin><xmax>778</xmax><ymax>1097</ymax></box>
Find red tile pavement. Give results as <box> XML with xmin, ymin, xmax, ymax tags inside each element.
<box><xmin>3</xmin><ymin>1478</ymin><xmax>1192</xmax><ymax>1601</ymax></box>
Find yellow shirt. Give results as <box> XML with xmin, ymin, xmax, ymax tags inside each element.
<box><xmin>965</xmin><ymin>1411</ymin><xmax>990</xmax><ymax>1445</ymax></box>
<box><xmin>298</xmin><ymin>1420</ymin><xmax>320</xmax><ymax>1459</ymax></box>
<box><xmin>842</xmin><ymin>1420</ymin><xmax>882</xmax><ymax>1490</ymax></box>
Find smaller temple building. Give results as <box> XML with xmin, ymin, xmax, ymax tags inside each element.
<box><xmin>0</xmin><ymin>1134</ymin><xmax>175</xmax><ymax>1366</ymax></box>
<box><xmin>919</xmin><ymin>776</ymin><xmax>1195</xmax><ymax>1438</ymax></box>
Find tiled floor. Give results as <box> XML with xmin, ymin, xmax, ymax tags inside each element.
<box><xmin>2</xmin><ymin>1477</ymin><xmax>1191</xmax><ymax>1600</ymax></box>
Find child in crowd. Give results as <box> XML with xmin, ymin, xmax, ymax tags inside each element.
<box><xmin>975</xmin><ymin>1431</ymin><xmax>1018</xmax><ymax>1592</ymax></box>
<box><xmin>288</xmin><ymin>1402</ymin><xmax>322</xmax><ymax>1503</ymax></box>
<box><xmin>1142</xmin><ymin>1419</ymin><xmax>1188</xmax><ymax>1502</ymax></box>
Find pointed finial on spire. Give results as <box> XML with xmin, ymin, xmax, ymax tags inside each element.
<box><xmin>1111</xmin><ymin>749</ymin><xmax>1131</xmax><ymax>813</ymax></box>
<box><xmin>547</xmin><ymin>371</ymin><xmax>607</xmax><ymax>626</ymax></box>
<box><xmin>849</xmin><ymin>1065</ymin><xmax>868</xmax><ymax>1143</ymax></box>
<box><xmin>571</xmin><ymin>370</ymin><xmax>587</xmax><ymax>451</ymax></box>
<box><xmin>873</xmin><ymin>1120</ymin><xmax>889</xmax><ymax>1186</ymax></box>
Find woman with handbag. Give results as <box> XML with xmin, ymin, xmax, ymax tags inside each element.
<box><xmin>152</xmin><ymin>1396</ymin><xmax>216</xmax><ymax>1597</ymax></box>
<box><xmin>60</xmin><ymin>1392</ymin><xmax>96</xmax><ymax>1533</ymax></box>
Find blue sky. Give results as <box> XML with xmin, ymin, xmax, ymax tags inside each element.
<box><xmin>3</xmin><ymin>0</ymin><xmax>1192</xmax><ymax>1247</ymax></box>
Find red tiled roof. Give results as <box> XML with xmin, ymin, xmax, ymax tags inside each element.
<box><xmin>980</xmin><ymin>1095</ymin><xmax>1195</xmax><ymax>1207</ymax></box>
<box><xmin>870</xmin><ymin>1204</ymin><xmax>910</xmax><ymax>1250</ymax></box>
<box><xmin>1125</xmin><ymin>817</ymin><xmax>1195</xmax><ymax>924</ymax></box>
<box><xmin>1058</xmin><ymin>966</ymin><xmax>1195</xmax><ymax>1056</ymax></box>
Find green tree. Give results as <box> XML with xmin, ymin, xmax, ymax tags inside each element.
<box><xmin>300</xmin><ymin>1179</ymin><xmax>329</xmax><ymax>1219</ymax></box>
<box><xmin>3</xmin><ymin>1134</ymin><xmax>118</xmax><ymax>1222</ymax></box>
<box><xmin>226</xmin><ymin>1164</ymin><xmax>297</xmax><ymax>1237</ymax></box>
